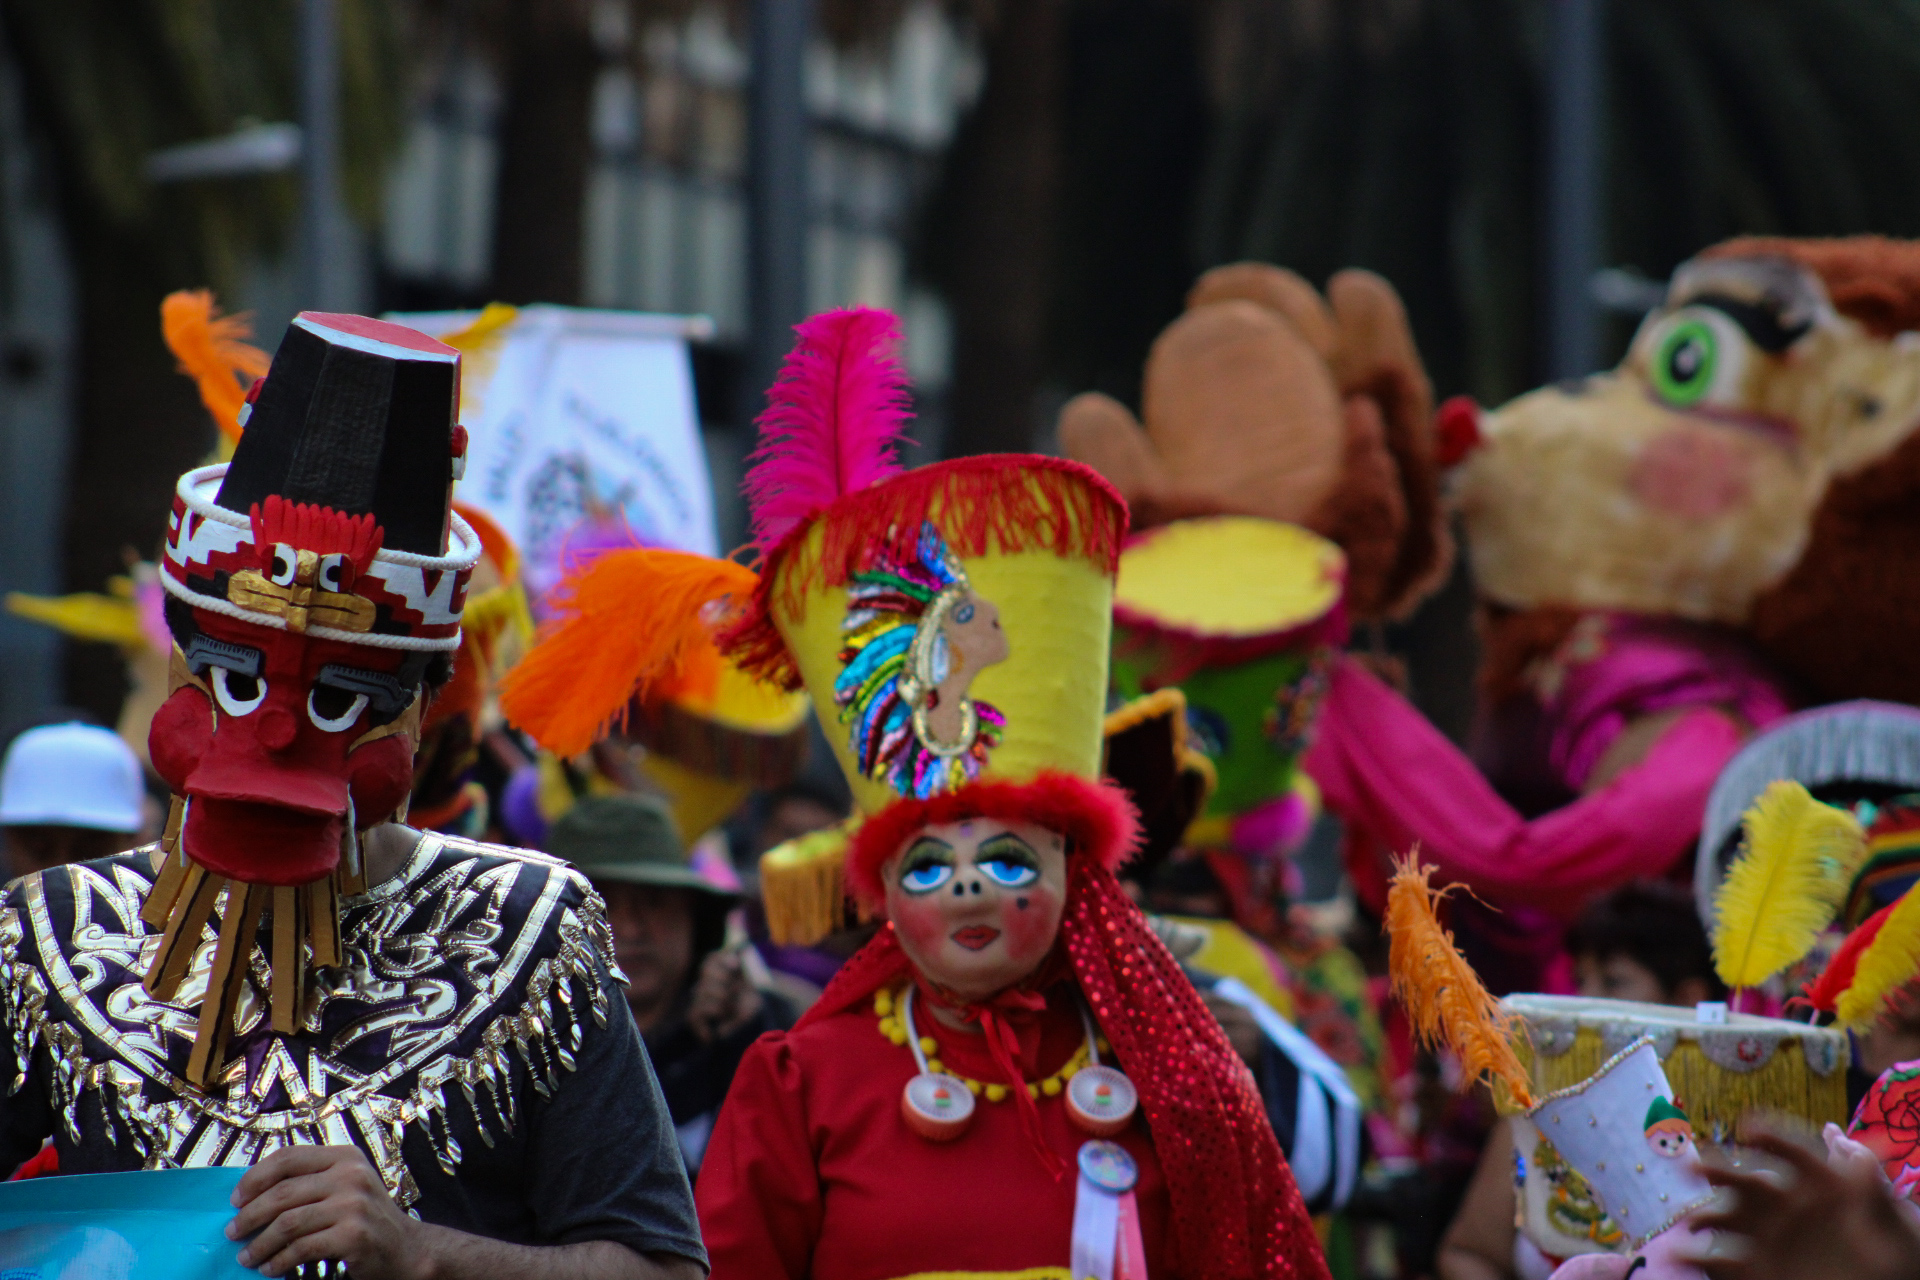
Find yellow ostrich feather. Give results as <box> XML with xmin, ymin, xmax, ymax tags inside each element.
<box><xmin>1712</xmin><ymin>780</ymin><xmax>1866</xmax><ymax>990</ymax></box>
<box><xmin>1386</xmin><ymin>854</ymin><xmax>1532</xmax><ymax>1109</ymax></box>
<box><xmin>1836</xmin><ymin>883</ymin><xmax>1920</xmax><ymax>1029</ymax></box>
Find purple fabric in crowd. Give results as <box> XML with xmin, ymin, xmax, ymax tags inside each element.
<box><xmin>499</xmin><ymin>765</ymin><xmax>548</xmax><ymax>848</ymax></box>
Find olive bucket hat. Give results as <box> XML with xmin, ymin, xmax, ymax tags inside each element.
<box><xmin>545</xmin><ymin>794</ymin><xmax>740</xmax><ymax>902</ymax></box>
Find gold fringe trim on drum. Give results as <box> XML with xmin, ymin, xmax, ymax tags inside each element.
<box><xmin>1515</xmin><ymin>1025</ymin><xmax>1848</xmax><ymax>1140</ymax></box>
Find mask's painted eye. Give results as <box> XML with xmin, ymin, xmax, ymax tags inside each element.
<box><xmin>307</xmin><ymin>685</ymin><xmax>369</xmax><ymax>732</ymax></box>
<box><xmin>1640</xmin><ymin>306</ymin><xmax>1751</xmax><ymax>411</ymax></box>
<box><xmin>268</xmin><ymin>543</ymin><xmax>298</xmax><ymax>587</ymax></box>
<box><xmin>900</xmin><ymin>861</ymin><xmax>954</xmax><ymax>894</ymax></box>
<box><xmin>316</xmin><ymin>553</ymin><xmax>347</xmax><ymax>593</ymax></box>
<box><xmin>1186</xmin><ymin>706</ymin><xmax>1229</xmax><ymax>757</ymax></box>
<box><xmin>953</xmin><ymin>601</ymin><xmax>975</xmax><ymax>624</ymax></box>
<box><xmin>212</xmin><ymin>666</ymin><xmax>267</xmax><ymax>716</ymax></box>
<box><xmin>979</xmin><ymin>858</ymin><xmax>1039</xmax><ymax>889</ymax></box>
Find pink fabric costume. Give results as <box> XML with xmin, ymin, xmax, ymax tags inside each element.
<box><xmin>1306</xmin><ymin>614</ymin><xmax>1790</xmax><ymax>926</ymax></box>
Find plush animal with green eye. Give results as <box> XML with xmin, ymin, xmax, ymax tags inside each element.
<box><xmin>1453</xmin><ymin>237</ymin><xmax>1920</xmax><ymax>704</ymax></box>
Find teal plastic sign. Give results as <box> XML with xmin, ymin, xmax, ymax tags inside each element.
<box><xmin>0</xmin><ymin>1167</ymin><xmax>251</xmax><ymax>1278</ymax></box>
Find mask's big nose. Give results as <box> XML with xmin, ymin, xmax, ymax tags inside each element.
<box><xmin>257</xmin><ymin>704</ymin><xmax>298</xmax><ymax>752</ymax></box>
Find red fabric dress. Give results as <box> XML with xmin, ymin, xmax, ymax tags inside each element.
<box><xmin>696</xmin><ymin>983</ymin><xmax>1175</xmax><ymax>1279</ymax></box>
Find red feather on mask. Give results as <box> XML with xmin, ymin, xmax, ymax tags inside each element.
<box><xmin>743</xmin><ymin>307</ymin><xmax>911</xmax><ymax>556</ymax></box>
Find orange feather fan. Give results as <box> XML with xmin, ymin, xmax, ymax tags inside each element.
<box><xmin>161</xmin><ymin>289</ymin><xmax>270</xmax><ymax>443</ymax></box>
<box><xmin>1386</xmin><ymin>855</ymin><xmax>1533</xmax><ymax>1109</ymax></box>
<box><xmin>500</xmin><ymin>549</ymin><xmax>759</xmax><ymax>758</ymax></box>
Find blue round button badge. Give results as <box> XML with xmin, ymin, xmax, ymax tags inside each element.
<box><xmin>1077</xmin><ymin>1140</ymin><xmax>1139</xmax><ymax>1194</ymax></box>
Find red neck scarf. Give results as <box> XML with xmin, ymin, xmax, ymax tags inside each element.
<box><xmin>913</xmin><ymin>958</ymin><xmax>1072</xmax><ymax>1178</ymax></box>
<box><xmin>797</xmin><ymin>859</ymin><xmax>1330</xmax><ymax>1280</ymax></box>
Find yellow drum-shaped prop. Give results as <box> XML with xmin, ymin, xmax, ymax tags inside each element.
<box><xmin>1500</xmin><ymin>994</ymin><xmax>1847</xmax><ymax>1265</ymax></box>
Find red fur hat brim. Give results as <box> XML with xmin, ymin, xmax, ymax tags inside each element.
<box><xmin>845</xmin><ymin>770</ymin><xmax>1141</xmax><ymax>908</ymax></box>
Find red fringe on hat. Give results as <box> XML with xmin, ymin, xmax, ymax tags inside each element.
<box><xmin>249</xmin><ymin>496</ymin><xmax>385</xmax><ymax>583</ymax></box>
<box><xmin>842</xmin><ymin>769</ymin><xmax>1140</xmax><ymax>908</ymax></box>
<box><xmin>720</xmin><ymin>455</ymin><xmax>1129</xmax><ymax>689</ymax></box>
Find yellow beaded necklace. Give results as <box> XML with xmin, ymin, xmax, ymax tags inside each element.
<box><xmin>874</xmin><ymin>986</ymin><xmax>1108</xmax><ymax>1103</ymax></box>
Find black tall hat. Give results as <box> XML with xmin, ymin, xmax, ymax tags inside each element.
<box><xmin>162</xmin><ymin>312</ymin><xmax>480</xmax><ymax>653</ymax></box>
<box><xmin>215</xmin><ymin>312</ymin><xmax>463</xmax><ymax>556</ymax></box>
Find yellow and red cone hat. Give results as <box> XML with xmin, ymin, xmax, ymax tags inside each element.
<box><xmin>504</xmin><ymin>308</ymin><xmax>1135</xmax><ymax>938</ymax></box>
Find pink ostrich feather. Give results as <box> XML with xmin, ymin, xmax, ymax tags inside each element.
<box><xmin>744</xmin><ymin>307</ymin><xmax>912</xmax><ymax>556</ymax></box>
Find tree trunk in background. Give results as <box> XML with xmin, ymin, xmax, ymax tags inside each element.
<box><xmin>939</xmin><ymin>0</ymin><xmax>1068</xmax><ymax>457</ymax></box>
<box><xmin>60</xmin><ymin>230</ymin><xmax>216</xmax><ymax>724</ymax></box>
<box><xmin>488</xmin><ymin>0</ymin><xmax>596</xmax><ymax>306</ymax></box>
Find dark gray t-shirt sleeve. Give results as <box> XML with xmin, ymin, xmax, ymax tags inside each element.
<box><xmin>0</xmin><ymin>1035</ymin><xmax>52</xmax><ymax>1175</ymax></box>
<box><xmin>527</xmin><ymin>963</ymin><xmax>708</xmax><ymax>1268</ymax></box>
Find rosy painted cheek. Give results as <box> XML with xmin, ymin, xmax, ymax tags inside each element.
<box><xmin>1629</xmin><ymin>428</ymin><xmax>1753</xmax><ymax>520</ymax></box>
<box><xmin>999</xmin><ymin>886</ymin><xmax>1061</xmax><ymax>963</ymax></box>
<box><xmin>148</xmin><ymin>687</ymin><xmax>212</xmax><ymax>794</ymax></box>
<box><xmin>346</xmin><ymin>734</ymin><xmax>415</xmax><ymax>823</ymax></box>
<box><xmin>889</xmin><ymin>892</ymin><xmax>951</xmax><ymax>958</ymax></box>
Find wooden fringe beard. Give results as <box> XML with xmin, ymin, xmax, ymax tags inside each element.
<box><xmin>140</xmin><ymin>796</ymin><xmax>368</xmax><ymax>1088</ymax></box>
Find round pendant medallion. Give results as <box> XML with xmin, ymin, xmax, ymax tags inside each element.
<box><xmin>902</xmin><ymin>1071</ymin><xmax>976</xmax><ymax>1141</ymax></box>
<box><xmin>1066</xmin><ymin>1064</ymin><xmax>1138</xmax><ymax>1136</ymax></box>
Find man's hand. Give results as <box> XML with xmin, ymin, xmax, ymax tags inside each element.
<box><xmin>1687</xmin><ymin>1124</ymin><xmax>1920</xmax><ymax>1280</ymax></box>
<box><xmin>687</xmin><ymin>948</ymin><xmax>763</xmax><ymax>1044</ymax></box>
<box><xmin>1201</xmin><ymin>990</ymin><xmax>1263</xmax><ymax>1066</ymax></box>
<box><xmin>229</xmin><ymin>1145</ymin><xmax>423</xmax><ymax>1279</ymax></box>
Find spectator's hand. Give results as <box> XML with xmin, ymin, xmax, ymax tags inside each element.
<box><xmin>1201</xmin><ymin>990</ymin><xmax>1263</xmax><ymax>1066</ymax></box>
<box><xmin>1687</xmin><ymin>1123</ymin><xmax>1920</xmax><ymax>1280</ymax></box>
<box><xmin>687</xmin><ymin>948</ymin><xmax>763</xmax><ymax>1044</ymax></box>
<box><xmin>228</xmin><ymin>1145</ymin><xmax>423</xmax><ymax>1278</ymax></box>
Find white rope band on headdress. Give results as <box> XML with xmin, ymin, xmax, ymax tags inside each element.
<box><xmin>162</xmin><ymin>463</ymin><xmax>481</xmax><ymax>653</ymax></box>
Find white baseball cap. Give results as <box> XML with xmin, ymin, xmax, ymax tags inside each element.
<box><xmin>0</xmin><ymin>723</ymin><xmax>145</xmax><ymax>833</ymax></box>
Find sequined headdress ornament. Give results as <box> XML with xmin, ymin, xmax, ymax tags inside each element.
<box><xmin>836</xmin><ymin>522</ymin><xmax>1005</xmax><ymax>798</ymax></box>
<box><xmin>503</xmin><ymin>308</ymin><xmax>1328</xmax><ymax>1280</ymax></box>
<box><xmin>147</xmin><ymin>312</ymin><xmax>481</xmax><ymax>1086</ymax></box>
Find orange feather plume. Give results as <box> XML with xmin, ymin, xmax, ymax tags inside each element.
<box><xmin>161</xmin><ymin>289</ymin><xmax>270</xmax><ymax>443</ymax></box>
<box><xmin>500</xmin><ymin>549</ymin><xmax>759</xmax><ymax>758</ymax></box>
<box><xmin>1386</xmin><ymin>854</ymin><xmax>1533</xmax><ymax>1109</ymax></box>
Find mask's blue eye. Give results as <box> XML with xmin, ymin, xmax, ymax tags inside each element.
<box><xmin>979</xmin><ymin>859</ymin><xmax>1038</xmax><ymax>889</ymax></box>
<box><xmin>900</xmin><ymin>862</ymin><xmax>954</xmax><ymax>894</ymax></box>
<box><xmin>1187</xmin><ymin>706</ymin><xmax>1229</xmax><ymax>757</ymax></box>
<box><xmin>954</xmin><ymin>602</ymin><xmax>975</xmax><ymax>624</ymax></box>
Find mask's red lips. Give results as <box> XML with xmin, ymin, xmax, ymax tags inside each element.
<box><xmin>951</xmin><ymin>925</ymin><xmax>1001</xmax><ymax>952</ymax></box>
<box><xmin>181</xmin><ymin>796</ymin><xmax>343</xmax><ymax>887</ymax></box>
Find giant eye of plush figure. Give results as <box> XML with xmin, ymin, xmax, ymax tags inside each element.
<box><xmin>1642</xmin><ymin>306</ymin><xmax>1750</xmax><ymax>410</ymax></box>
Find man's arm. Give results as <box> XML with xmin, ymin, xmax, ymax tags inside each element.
<box><xmin>228</xmin><ymin>1145</ymin><xmax>706</xmax><ymax>1280</ymax></box>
